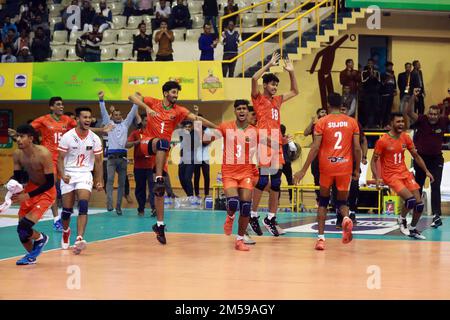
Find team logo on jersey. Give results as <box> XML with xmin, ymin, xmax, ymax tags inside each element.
<box><xmin>14</xmin><ymin>74</ymin><xmax>27</xmax><ymax>88</ymax></box>
<box><xmin>169</xmin><ymin>115</ymin><xmax>176</xmax><ymax>120</ymax></box>
<box><xmin>328</xmin><ymin>156</ymin><xmax>346</xmax><ymax>163</ymax></box>
<box><xmin>86</xmin><ymin>146</ymin><xmax>93</xmax><ymax>150</ymax></box>
<box><xmin>435</xmin><ymin>129</ymin><xmax>442</xmax><ymax>134</ymax></box>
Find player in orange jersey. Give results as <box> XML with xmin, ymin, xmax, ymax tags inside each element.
<box><xmin>129</xmin><ymin>81</ymin><xmax>218</xmax><ymax>245</ymax></box>
<box><xmin>294</xmin><ymin>93</ymin><xmax>362</xmax><ymax>250</ymax></box>
<box><xmin>9</xmin><ymin>125</ymin><xmax>55</xmax><ymax>265</ymax></box>
<box><xmin>219</xmin><ymin>100</ymin><xmax>262</xmax><ymax>251</ymax></box>
<box><xmin>371</xmin><ymin>112</ymin><xmax>434</xmax><ymax>240</ymax></box>
<box><xmin>249</xmin><ymin>52</ymin><xmax>299</xmax><ymax>237</ymax></box>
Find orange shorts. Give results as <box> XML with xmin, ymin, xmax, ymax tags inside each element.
<box><xmin>223</xmin><ymin>175</ymin><xmax>255</xmax><ymax>191</ymax></box>
<box><xmin>384</xmin><ymin>172</ymin><xmax>420</xmax><ymax>194</ymax></box>
<box><xmin>18</xmin><ymin>183</ymin><xmax>57</xmax><ymax>220</ymax></box>
<box><xmin>320</xmin><ymin>174</ymin><xmax>351</xmax><ymax>192</ymax></box>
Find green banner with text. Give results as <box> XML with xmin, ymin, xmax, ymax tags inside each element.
<box><xmin>345</xmin><ymin>0</ymin><xmax>450</xmax><ymax>11</ymax></box>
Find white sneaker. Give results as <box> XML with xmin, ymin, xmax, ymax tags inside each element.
<box><xmin>398</xmin><ymin>217</ymin><xmax>409</xmax><ymax>236</ymax></box>
<box><xmin>73</xmin><ymin>236</ymin><xmax>87</xmax><ymax>255</ymax></box>
<box><xmin>408</xmin><ymin>228</ymin><xmax>426</xmax><ymax>240</ymax></box>
<box><xmin>243</xmin><ymin>233</ymin><xmax>256</xmax><ymax>245</ymax></box>
<box><xmin>276</xmin><ymin>225</ymin><xmax>286</xmax><ymax>235</ymax></box>
<box><xmin>61</xmin><ymin>228</ymin><xmax>71</xmax><ymax>250</ymax></box>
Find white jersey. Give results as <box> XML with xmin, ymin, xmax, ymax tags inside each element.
<box><xmin>58</xmin><ymin>128</ymin><xmax>103</xmax><ymax>173</ymax></box>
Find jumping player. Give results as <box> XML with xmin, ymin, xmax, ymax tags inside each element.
<box><xmin>129</xmin><ymin>81</ymin><xmax>217</xmax><ymax>244</ymax></box>
<box><xmin>249</xmin><ymin>52</ymin><xmax>299</xmax><ymax>237</ymax></box>
<box><xmin>220</xmin><ymin>100</ymin><xmax>260</xmax><ymax>251</ymax></box>
<box><xmin>294</xmin><ymin>93</ymin><xmax>362</xmax><ymax>250</ymax></box>
<box><xmin>10</xmin><ymin>125</ymin><xmax>56</xmax><ymax>265</ymax></box>
<box><xmin>57</xmin><ymin>108</ymin><xmax>104</xmax><ymax>254</ymax></box>
<box><xmin>371</xmin><ymin>112</ymin><xmax>433</xmax><ymax>239</ymax></box>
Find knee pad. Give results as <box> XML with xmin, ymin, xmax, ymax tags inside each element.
<box><xmin>17</xmin><ymin>217</ymin><xmax>34</xmax><ymax>243</ymax></box>
<box><xmin>270</xmin><ymin>170</ymin><xmax>282</xmax><ymax>192</ymax></box>
<box><xmin>256</xmin><ymin>175</ymin><xmax>269</xmax><ymax>191</ymax></box>
<box><xmin>61</xmin><ymin>207</ymin><xmax>73</xmax><ymax>221</ymax></box>
<box><xmin>405</xmin><ymin>197</ymin><xmax>416</xmax><ymax>210</ymax></box>
<box><xmin>78</xmin><ymin>200</ymin><xmax>88</xmax><ymax>216</ymax></box>
<box><xmin>335</xmin><ymin>200</ymin><xmax>347</xmax><ymax>210</ymax></box>
<box><xmin>415</xmin><ymin>202</ymin><xmax>424</xmax><ymax>213</ymax></box>
<box><xmin>226</xmin><ymin>196</ymin><xmax>240</xmax><ymax>212</ymax></box>
<box><xmin>156</xmin><ymin>139</ymin><xmax>170</xmax><ymax>152</ymax></box>
<box><xmin>154</xmin><ymin>178</ymin><xmax>166</xmax><ymax>197</ymax></box>
<box><xmin>318</xmin><ymin>196</ymin><xmax>330</xmax><ymax>208</ymax></box>
<box><xmin>240</xmin><ymin>201</ymin><xmax>251</xmax><ymax>217</ymax></box>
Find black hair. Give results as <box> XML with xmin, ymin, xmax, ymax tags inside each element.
<box><xmin>49</xmin><ymin>96</ymin><xmax>63</xmax><ymax>107</ymax></box>
<box><xmin>203</xmin><ymin>23</ymin><xmax>212</xmax><ymax>28</ymax></box>
<box><xmin>162</xmin><ymin>81</ymin><xmax>181</xmax><ymax>93</ymax></box>
<box><xmin>368</xmin><ymin>58</ymin><xmax>374</xmax><ymax>62</ymax></box>
<box><xmin>327</xmin><ymin>93</ymin><xmax>342</xmax><ymax>108</ymax></box>
<box><xmin>16</xmin><ymin>124</ymin><xmax>37</xmax><ymax>138</ymax></box>
<box><xmin>64</xmin><ymin>111</ymin><xmax>74</xmax><ymax>117</ymax></box>
<box><xmin>75</xmin><ymin>107</ymin><xmax>92</xmax><ymax>117</ymax></box>
<box><xmin>316</xmin><ymin>107</ymin><xmax>326</xmax><ymax>115</ymax></box>
<box><xmin>385</xmin><ymin>61</ymin><xmax>393</xmax><ymax>67</ymax></box>
<box><xmin>248</xmin><ymin>106</ymin><xmax>254</xmax><ymax>112</ymax></box>
<box><xmin>138</xmin><ymin>22</ymin><xmax>146</xmax><ymax>28</ymax></box>
<box><xmin>412</xmin><ymin>60</ymin><xmax>419</xmax><ymax>67</ymax></box>
<box><xmin>389</xmin><ymin>112</ymin><xmax>404</xmax><ymax>122</ymax></box>
<box><xmin>345</xmin><ymin>59</ymin><xmax>353</xmax><ymax>65</ymax></box>
<box><xmin>234</xmin><ymin>99</ymin><xmax>249</xmax><ymax>108</ymax></box>
<box><xmin>262</xmin><ymin>73</ymin><xmax>279</xmax><ymax>84</ymax></box>
<box><xmin>140</xmin><ymin>113</ymin><xmax>147</xmax><ymax>119</ymax></box>
<box><xmin>405</xmin><ymin>62</ymin><xmax>411</xmax><ymax>68</ymax></box>
<box><xmin>280</xmin><ymin>124</ymin><xmax>286</xmax><ymax>135</ymax></box>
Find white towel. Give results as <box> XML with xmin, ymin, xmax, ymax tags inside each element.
<box><xmin>0</xmin><ymin>179</ymin><xmax>24</xmax><ymax>213</ymax></box>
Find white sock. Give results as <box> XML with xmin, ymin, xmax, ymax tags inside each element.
<box><xmin>36</xmin><ymin>234</ymin><xmax>43</xmax><ymax>241</ymax></box>
<box><xmin>267</xmin><ymin>212</ymin><xmax>275</xmax><ymax>220</ymax></box>
<box><xmin>228</xmin><ymin>214</ymin><xmax>235</xmax><ymax>219</ymax></box>
<box><xmin>251</xmin><ymin>211</ymin><xmax>258</xmax><ymax>218</ymax></box>
<box><xmin>318</xmin><ymin>234</ymin><xmax>325</xmax><ymax>240</ymax></box>
<box><xmin>53</xmin><ymin>216</ymin><xmax>59</xmax><ymax>223</ymax></box>
<box><xmin>157</xmin><ymin>221</ymin><xmax>164</xmax><ymax>226</ymax></box>
<box><xmin>63</xmin><ymin>227</ymin><xmax>70</xmax><ymax>233</ymax></box>
<box><xmin>408</xmin><ymin>225</ymin><xmax>416</xmax><ymax>231</ymax></box>
<box><xmin>398</xmin><ymin>216</ymin><xmax>406</xmax><ymax>221</ymax></box>
<box><xmin>237</xmin><ymin>235</ymin><xmax>244</xmax><ymax>241</ymax></box>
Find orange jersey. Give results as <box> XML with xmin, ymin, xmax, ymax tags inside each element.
<box><xmin>314</xmin><ymin>113</ymin><xmax>360</xmax><ymax>175</ymax></box>
<box><xmin>143</xmin><ymin>97</ymin><xmax>190</xmax><ymax>141</ymax></box>
<box><xmin>252</xmin><ymin>93</ymin><xmax>283</xmax><ymax>143</ymax></box>
<box><xmin>374</xmin><ymin>132</ymin><xmax>415</xmax><ymax>181</ymax></box>
<box><xmin>31</xmin><ymin>114</ymin><xmax>77</xmax><ymax>161</ymax></box>
<box><xmin>218</xmin><ymin>121</ymin><xmax>258</xmax><ymax>178</ymax></box>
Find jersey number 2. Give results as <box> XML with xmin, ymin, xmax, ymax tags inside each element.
<box><xmin>334</xmin><ymin>131</ymin><xmax>343</xmax><ymax>150</ymax></box>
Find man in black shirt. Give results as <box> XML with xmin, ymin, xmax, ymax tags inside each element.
<box><xmin>412</xmin><ymin>60</ymin><xmax>426</xmax><ymax>115</ymax></box>
<box><xmin>361</xmin><ymin>59</ymin><xmax>381</xmax><ymax>128</ymax></box>
<box><xmin>380</xmin><ymin>61</ymin><xmax>397</xmax><ymax>128</ymax></box>
<box><xmin>133</xmin><ymin>22</ymin><xmax>152</xmax><ymax>61</ymax></box>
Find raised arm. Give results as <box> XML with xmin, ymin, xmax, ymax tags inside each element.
<box><xmin>123</xmin><ymin>104</ymin><xmax>139</xmax><ymax>128</ymax></box>
<box><xmin>251</xmin><ymin>52</ymin><xmax>280</xmax><ymax>98</ymax></box>
<box><xmin>128</xmin><ymin>93</ymin><xmax>157</xmax><ymax>116</ymax></box>
<box><xmin>403</xmin><ymin>88</ymin><xmax>420</xmax><ymax>123</ymax></box>
<box><xmin>293</xmin><ymin>134</ymin><xmax>322</xmax><ymax>184</ymax></box>
<box><xmin>281</xmin><ymin>58</ymin><xmax>299</xmax><ymax>102</ymax></box>
<box><xmin>98</xmin><ymin>91</ymin><xmax>111</xmax><ymax>125</ymax></box>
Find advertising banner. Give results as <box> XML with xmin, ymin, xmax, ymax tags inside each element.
<box><xmin>198</xmin><ymin>61</ymin><xmax>225</xmax><ymax>101</ymax></box>
<box><xmin>0</xmin><ymin>63</ymin><xmax>33</xmax><ymax>100</ymax></box>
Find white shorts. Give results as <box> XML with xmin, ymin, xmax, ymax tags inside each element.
<box><xmin>60</xmin><ymin>171</ymin><xmax>93</xmax><ymax>195</ymax></box>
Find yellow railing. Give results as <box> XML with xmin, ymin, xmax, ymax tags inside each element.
<box><xmin>222</xmin><ymin>0</ymin><xmax>334</xmax><ymax>77</ymax></box>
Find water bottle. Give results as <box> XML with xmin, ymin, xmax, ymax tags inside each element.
<box><xmin>164</xmin><ymin>196</ymin><xmax>170</xmax><ymax>208</ymax></box>
<box><xmin>205</xmin><ymin>196</ymin><xmax>213</xmax><ymax>210</ymax></box>
<box><xmin>216</xmin><ymin>172</ymin><xmax>222</xmax><ymax>185</ymax></box>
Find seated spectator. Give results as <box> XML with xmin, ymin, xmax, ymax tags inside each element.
<box><xmin>2</xmin><ymin>29</ymin><xmax>17</xmax><ymax>49</ymax></box>
<box><xmin>14</xmin><ymin>30</ymin><xmax>30</xmax><ymax>54</ymax></box>
<box><xmin>170</xmin><ymin>0</ymin><xmax>191</xmax><ymax>29</ymax></box>
<box><xmin>123</xmin><ymin>0</ymin><xmax>137</xmax><ymax>18</ymax></box>
<box><xmin>17</xmin><ymin>9</ymin><xmax>33</xmax><ymax>33</ymax></box>
<box><xmin>136</xmin><ymin>0</ymin><xmax>154</xmax><ymax>16</ymax></box>
<box><xmin>202</xmin><ymin>0</ymin><xmax>219</xmax><ymax>35</ymax></box>
<box><xmin>154</xmin><ymin>20</ymin><xmax>174</xmax><ymax>61</ymax></box>
<box><xmin>80</xmin><ymin>23</ymin><xmax>102</xmax><ymax>62</ymax></box>
<box><xmin>0</xmin><ymin>40</ymin><xmax>4</xmax><ymax>55</ymax></box>
<box><xmin>17</xmin><ymin>46</ymin><xmax>34</xmax><ymax>62</ymax></box>
<box><xmin>133</xmin><ymin>22</ymin><xmax>152</xmax><ymax>61</ymax></box>
<box><xmin>31</xmin><ymin>2</ymin><xmax>49</xmax><ymax>24</ymax></box>
<box><xmin>93</xmin><ymin>0</ymin><xmax>112</xmax><ymax>33</ymax></box>
<box><xmin>221</xmin><ymin>20</ymin><xmax>239</xmax><ymax>77</ymax></box>
<box><xmin>32</xmin><ymin>15</ymin><xmax>50</xmax><ymax>37</ymax></box>
<box><xmin>152</xmin><ymin>0</ymin><xmax>171</xmax><ymax>30</ymax></box>
<box><xmin>1</xmin><ymin>45</ymin><xmax>17</xmax><ymax>63</ymax></box>
<box><xmin>223</xmin><ymin>0</ymin><xmax>238</xmax><ymax>26</ymax></box>
<box><xmin>31</xmin><ymin>27</ymin><xmax>50</xmax><ymax>62</ymax></box>
<box><xmin>1</xmin><ymin>15</ymin><xmax>18</xmax><ymax>41</ymax></box>
<box><xmin>79</xmin><ymin>0</ymin><xmax>96</xmax><ymax>32</ymax></box>
<box><xmin>198</xmin><ymin>23</ymin><xmax>218</xmax><ymax>61</ymax></box>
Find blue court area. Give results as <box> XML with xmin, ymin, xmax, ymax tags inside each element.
<box><xmin>1</xmin><ymin>209</ymin><xmax>449</xmax><ymax>260</ymax></box>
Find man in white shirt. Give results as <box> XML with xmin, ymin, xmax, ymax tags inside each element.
<box><xmin>57</xmin><ymin>107</ymin><xmax>104</xmax><ymax>255</ymax></box>
<box><xmin>152</xmin><ymin>0</ymin><xmax>171</xmax><ymax>30</ymax></box>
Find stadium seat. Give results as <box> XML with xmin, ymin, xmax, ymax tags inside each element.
<box><xmin>110</xmin><ymin>2</ymin><xmax>124</xmax><ymax>15</ymax></box>
<box><xmin>114</xmin><ymin>45</ymin><xmax>133</xmax><ymax>61</ymax></box>
<box><xmin>102</xmin><ymin>29</ymin><xmax>118</xmax><ymax>44</ymax></box>
<box><xmin>112</xmin><ymin>15</ymin><xmax>127</xmax><ymax>29</ymax></box>
<box><xmin>192</xmin><ymin>15</ymin><xmax>204</xmax><ymax>29</ymax></box>
<box><xmin>186</xmin><ymin>29</ymin><xmax>202</xmax><ymax>42</ymax></box>
<box><xmin>242</xmin><ymin>14</ymin><xmax>257</xmax><ymax>28</ymax></box>
<box><xmin>49</xmin><ymin>16</ymin><xmax>62</xmax><ymax>29</ymax></box>
<box><xmin>141</xmin><ymin>15</ymin><xmax>153</xmax><ymax>26</ymax></box>
<box><xmin>92</xmin><ymin>3</ymin><xmax>100</xmax><ymax>12</ymax></box>
<box><xmin>65</xmin><ymin>46</ymin><xmax>81</xmax><ymax>61</ymax></box>
<box><xmin>268</xmin><ymin>0</ymin><xmax>280</xmax><ymax>13</ymax></box>
<box><xmin>188</xmin><ymin>1</ymin><xmax>203</xmax><ymax>14</ymax></box>
<box><xmin>51</xmin><ymin>30</ymin><xmax>68</xmax><ymax>45</ymax></box>
<box><xmin>172</xmin><ymin>29</ymin><xmax>186</xmax><ymax>42</ymax></box>
<box><xmin>283</xmin><ymin>0</ymin><xmax>297</xmax><ymax>12</ymax></box>
<box><xmin>49</xmin><ymin>3</ymin><xmax>63</xmax><ymax>17</ymax></box>
<box><xmin>49</xmin><ymin>46</ymin><xmax>67</xmax><ymax>61</ymax></box>
<box><xmin>68</xmin><ymin>30</ymin><xmax>84</xmax><ymax>45</ymax></box>
<box><xmin>126</xmin><ymin>16</ymin><xmax>142</xmax><ymax>30</ymax></box>
<box><xmin>101</xmin><ymin>45</ymin><xmax>116</xmax><ymax>60</ymax></box>
<box><xmin>218</xmin><ymin>0</ymin><xmax>228</xmax><ymax>11</ymax></box>
<box><xmin>252</xmin><ymin>3</ymin><xmax>266</xmax><ymax>13</ymax></box>
<box><xmin>117</xmin><ymin>29</ymin><xmax>134</xmax><ymax>44</ymax></box>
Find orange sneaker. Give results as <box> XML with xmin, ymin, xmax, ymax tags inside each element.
<box><xmin>235</xmin><ymin>239</ymin><xmax>250</xmax><ymax>251</ymax></box>
<box><xmin>223</xmin><ymin>214</ymin><xmax>235</xmax><ymax>235</ymax></box>
<box><xmin>315</xmin><ymin>238</ymin><xmax>325</xmax><ymax>250</ymax></box>
<box><xmin>342</xmin><ymin>216</ymin><xmax>353</xmax><ymax>244</ymax></box>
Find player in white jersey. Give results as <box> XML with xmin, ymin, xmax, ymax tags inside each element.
<box><xmin>57</xmin><ymin>107</ymin><xmax>104</xmax><ymax>254</ymax></box>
